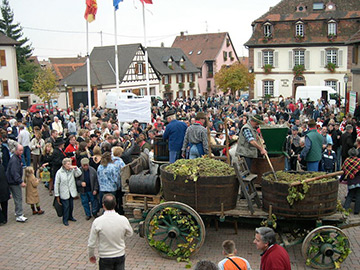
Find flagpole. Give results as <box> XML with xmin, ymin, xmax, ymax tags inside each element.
<box><xmin>86</xmin><ymin>21</ymin><xmax>92</xmax><ymax>119</ymax></box>
<box><xmin>114</xmin><ymin>8</ymin><xmax>120</xmax><ymax>91</ymax></box>
<box><xmin>142</xmin><ymin>2</ymin><xmax>150</xmax><ymax>96</ymax></box>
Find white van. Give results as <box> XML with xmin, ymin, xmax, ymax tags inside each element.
<box><xmin>105</xmin><ymin>92</ymin><xmax>139</xmax><ymax>109</ymax></box>
<box><xmin>295</xmin><ymin>86</ymin><xmax>339</xmax><ymax>105</ymax></box>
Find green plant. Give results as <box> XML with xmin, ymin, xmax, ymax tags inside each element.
<box><xmin>293</xmin><ymin>64</ymin><xmax>305</xmax><ymax>76</ymax></box>
<box><xmin>263</xmin><ymin>35</ymin><xmax>272</xmax><ymax>43</ymax></box>
<box><xmin>326</xmin><ymin>62</ymin><xmax>336</xmax><ymax>73</ymax></box>
<box><xmin>260</xmin><ymin>214</ymin><xmax>277</xmax><ymax>229</ymax></box>
<box><xmin>168</xmin><ymin>64</ymin><xmax>174</xmax><ymax>70</ymax></box>
<box><xmin>189</xmin><ymin>81</ymin><xmax>195</xmax><ymax>89</ymax></box>
<box><xmin>178</xmin><ymin>82</ymin><xmax>184</xmax><ymax>89</ymax></box>
<box><xmin>223</xmin><ymin>56</ymin><xmax>228</xmax><ymax>61</ymax></box>
<box><xmin>295</xmin><ymin>35</ymin><xmax>304</xmax><ymax>41</ymax></box>
<box><xmin>180</xmin><ymin>64</ymin><xmax>185</xmax><ymax>70</ymax></box>
<box><xmin>230</xmin><ymin>57</ymin><xmax>234</xmax><ymax>61</ymax></box>
<box><xmin>287</xmin><ymin>182</ymin><xmax>309</xmax><ymax>205</ymax></box>
<box><xmin>328</xmin><ymin>34</ymin><xmax>336</xmax><ymax>42</ymax></box>
<box><xmin>263</xmin><ymin>64</ymin><xmax>273</xmax><ymax>74</ymax></box>
<box><xmin>337</xmin><ymin>200</ymin><xmax>351</xmax><ymax>217</ymax></box>
<box><xmin>164</xmin><ymin>84</ymin><xmax>171</xmax><ymax>91</ymax></box>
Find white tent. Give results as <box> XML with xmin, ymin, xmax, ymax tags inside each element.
<box><xmin>0</xmin><ymin>99</ymin><xmax>22</xmax><ymax>105</ymax></box>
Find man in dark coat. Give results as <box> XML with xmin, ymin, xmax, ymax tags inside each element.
<box><xmin>6</xmin><ymin>144</ymin><xmax>27</xmax><ymax>222</ymax></box>
<box><xmin>341</xmin><ymin>124</ymin><xmax>355</xmax><ymax>165</ymax></box>
<box><xmin>0</xmin><ymin>163</ymin><xmax>10</xmax><ymax>225</ymax></box>
<box><xmin>32</xmin><ymin>112</ymin><xmax>44</xmax><ymax>129</ymax></box>
<box><xmin>51</xmin><ymin>137</ymin><xmax>69</xmax><ymax>181</ymax></box>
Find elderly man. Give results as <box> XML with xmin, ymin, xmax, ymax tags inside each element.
<box><xmin>52</xmin><ymin>116</ymin><xmax>63</xmax><ymax>136</ymax></box>
<box><xmin>253</xmin><ymin>227</ymin><xmax>291</xmax><ymax>270</ymax></box>
<box><xmin>76</xmin><ymin>158</ymin><xmax>99</xmax><ymax>220</ymax></box>
<box><xmin>6</xmin><ymin>144</ymin><xmax>27</xmax><ymax>222</ymax></box>
<box><xmin>163</xmin><ymin>110</ymin><xmax>187</xmax><ymax>163</ymax></box>
<box><xmin>236</xmin><ymin>115</ymin><xmax>267</xmax><ymax>170</ymax></box>
<box><xmin>182</xmin><ymin>112</ymin><xmax>208</xmax><ymax>159</ymax></box>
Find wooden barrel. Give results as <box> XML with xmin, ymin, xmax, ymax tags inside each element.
<box><xmin>129</xmin><ymin>174</ymin><xmax>160</xmax><ymax>195</ymax></box>
<box><xmin>262</xmin><ymin>171</ymin><xmax>339</xmax><ymax>218</ymax></box>
<box><xmin>160</xmin><ymin>165</ymin><xmax>238</xmax><ymax>213</ymax></box>
<box><xmin>251</xmin><ymin>155</ymin><xmax>285</xmax><ymax>185</ymax></box>
<box><xmin>154</xmin><ymin>136</ymin><xmax>169</xmax><ymax>161</ymax></box>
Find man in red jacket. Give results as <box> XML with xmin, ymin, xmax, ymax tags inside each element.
<box><xmin>254</xmin><ymin>227</ymin><xmax>291</xmax><ymax>270</ymax></box>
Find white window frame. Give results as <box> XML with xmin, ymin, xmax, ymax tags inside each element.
<box><xmin>264</xmin><ymin>24</ymin><xmax>272</xmax><ymax>37</ymax></box>
<box><xmin>328</xmin><ymin>21</ymin><xmax>337</xmax><ymax>35</ymax></box>
<box><xmin>178</xmin><ymin>74</ymin><xmax>183</xmax><ymax>83</ymax></box>
<box><xmin>138</xmin><ymin>62</ymin><xmax>143</xmax><ymax>75</ymax></box>
<box><xmin>263</xmin><ymin>51</ymin><xmax>274</xmax><ymax>66</ymax></box>
<box><xmin>164</xmin><ymin>75</ymin><xmax>169</xmax><ymax>84</ymax></box>
<box><xmin>294</xmin><ymin>50</ymin><xmax>305</xmax><ymax>66</ymax></box>
<box><xmin>140</xmin><ymin>88</ymin><xmax>146</xmax><ymax>96</ymax></box>
<box><xmin>263</xmin><ymin>80</ymin><xmax>274</xmax><ymax>96</ymax></box>
<box><xmin>326</xmin><ymin>49</ymin><xmax>338</xmax><ymax>65</ymax></box>
<box><xmin>325</xmin><ymin>80</ymin><xmax>337</xmax><ymax>91</ymax></box>
<box><xmin>296</xmin><ymin>23</ymin><xmax>304</xmax><ymax>36</ymax></box>
<box><xmin>189</xmin><ymin>73</ymin><xmax>194</xmax><ymax>82</ymax></box>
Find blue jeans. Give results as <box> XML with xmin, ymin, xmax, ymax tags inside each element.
<box><xmin>61</xmin><ymin>197</ymin><xmax>74</xmax><ymax>224</ymax></box>
<box><xmin>189</xmin><ymin>145</ymin><xmax>200</xmax><ymax>159</ymax></box>
<box><xmin>21</xmin><ymin>146</ymin><xmax>31</xmax><ymax>167</ymax></box>
<box><xmin>80</xmin><ymin>192</ymin><xmax>99</xmax><ymax>217</ymax></box>
<box><xmin>307</xmin><ymin>161</ymin><xmax>319</xmax><ymax>172</ymax></box>
<box><xmin>169</xmin><ymin>151</ymin><xmax>181</xmax><ymax>163</ymax></box>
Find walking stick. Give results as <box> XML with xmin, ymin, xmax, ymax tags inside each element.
<box><xmin>258</xmin><ymin>134</ymin><xmax>279</xmax><ymax>181</ymax></box>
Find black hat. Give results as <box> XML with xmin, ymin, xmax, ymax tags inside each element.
<box><xmin>53</xmin><ymin>137</ymin><xmax>65</xmax><ymax>147</ymax></box>
<box><xmin>167</xmin><ymin>110</ymin><xmax>176</xmax><ymax>117</ymax></box>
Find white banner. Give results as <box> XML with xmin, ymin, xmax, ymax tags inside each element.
<box><xmin>116</xmin><ymin>97</ymin><xmax>151</xmax><ymax>123</ymax></box>
<box><xmin>349</xmin><ymin>91</ymin><xmax>357</xmax><ymax>115</ymax></box>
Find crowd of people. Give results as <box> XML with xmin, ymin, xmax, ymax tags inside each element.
<box><xmin>0</xmin><ymin>94</ymin><xmax>359</xmax><ymax>269</ymax></box>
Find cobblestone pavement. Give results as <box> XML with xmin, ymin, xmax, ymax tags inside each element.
<box><xmin>1</xmin><ymin>182</ymin><xmax>360</xmax><ymax>270</ymax></box>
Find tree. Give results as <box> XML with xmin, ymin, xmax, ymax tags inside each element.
<box><xmin>18</xmin><ymin>60</ymin><xmax>40</xmax><ymax>92</ymax></box>
<box><xmin>214</xmin><ymin>62</ymin><xmax>254</xmax><ymax>95</ymax></box>
<box><xmin>32</xmin><ymin>68</ymin><xmax>58</xmax><ymax>104</ymax></box>
<box><xmin>0</xmin><ymin>0</ymin><xmax>32</xmax><ymax>65</ymax></box>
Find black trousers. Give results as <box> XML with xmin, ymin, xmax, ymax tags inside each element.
<box><xmin>99</xmin><ymin>255</ymin><xmax>125</xmax><ymax>270</ymax></box>
<box><xmin>0</xmin><ymin>201</ymin><xmax>8</xmax><ymax>223</ymax></box>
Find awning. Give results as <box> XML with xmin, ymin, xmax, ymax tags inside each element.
<box><xmin>0</xmin><ymin>99</ymin><xmax>23</xmax><ymax>105</ymax></box>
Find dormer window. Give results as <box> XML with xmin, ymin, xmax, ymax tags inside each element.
<box><xmin>328</xmin><ymin>20</ymin><xmax>337</xmax><ymax>36</ymax></box>
<box><xmin>295</xmin><ymin>21</ymin><xmax>304</xmax><ymax>37</ymax></box>
<box><xmin>167</xmin><ymin>58</ymin><xmax>173</xmax><ymax>69</ymax></box>
<box><xmin>263</xmin><ymin>22</ymin><xmax>272</xmax><ymax>37</ymax></box>
<box><xmin>296</xmin><ymin>4</ymin><xmax>307</xmax><ymax>12</ymax></box>
<box><xmin>326</xmin><ymin>2</ymin><xmax>336</xmax><ymax>11</ymax></box>
<box><xmin>189</xmin><ymin>50</ymin><xmax>193</xmax><ymax>55</ymax></box>
<box><xmin>197</xmin><ymin>50</ymin><xmax>202</xmax><ymax>55</ymax></box>
<box><xmin>313</xmin><ymin>2</ymin><xmax>324</xmax><ymax>10</ymax></box>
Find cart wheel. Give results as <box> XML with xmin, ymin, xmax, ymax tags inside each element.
<box><xmin>302</xmin><ymin>225</ymin><xmax>351</xmax><ymax>269</ymax></box>
<box><xmin>144</xmin><ymin>201</ymin><xmax>206</xmax><ymax>260</ymax></box>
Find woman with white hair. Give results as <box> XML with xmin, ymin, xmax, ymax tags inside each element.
<box><xmin>52</xmin><ymin>116</ymin><xmax>63</xmax><ymax>136</ymax></box>
<box><xmin>54</xmin><ymin>158</ymin><xmax>82</xmax><ymax>226</ymax></box>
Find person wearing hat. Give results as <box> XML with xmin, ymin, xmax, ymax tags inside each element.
<box><xmin>236</xmin><ymin>114</ymin><xmax>267</xmax><ymax>170</ymax></box>
<box><xmin>76</xmin><ymin>158</ymin><xmax>99</xmax><ymax>220</ymax></box>
<box><xmin>182</xmin><ymin>112</ymin><xmax>208</xmax><ymax>159</ymax></box>
<box><xmin>163</xmin><ymin>110</ymin><xmax>188</xmax><ymax>163</ymax></box>
<box><xmin>298</xmin><ymin>119</ymin><xmax>323</xmax><ymax>171</ymax></box>
<box><xmin>51</xmin><ymin>137</ymin><xmax>71</xmax><ymax>185</ymax></box>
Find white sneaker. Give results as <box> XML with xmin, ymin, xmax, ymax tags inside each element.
<box><xmin>16</xmin><ymin>215</ymin><xmax>28</xmax><ymax>222</ymax></box>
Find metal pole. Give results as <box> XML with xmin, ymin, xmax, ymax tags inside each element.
<box><xmin>142</xmin><ymin>2</ymin><xmax>150</xmax><ymax>96</ymax></box>
<box><xmin>114</xmin><ymin>9</ymin><xmax>120</xmax><ymax>91</ymax></box>
<box><xmin>345</xmin><ymin>82</ymin><xmax>348</xmax><ymax>114</ymax></box>
<box><xmin>86</xmin><ymin>22</ymin><xmax>92</xmax><ymax>119</ymax></box>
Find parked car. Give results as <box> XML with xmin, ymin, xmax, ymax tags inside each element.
<box><xmin>28</xmin><ymin>103</ymin><xmax>53</xmax><ymax>114</ymax></box>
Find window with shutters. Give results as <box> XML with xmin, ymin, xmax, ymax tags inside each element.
<box><xmin>295</xmin><ymin>22</ymin><xmax>304</xmax><ymax>37</ymax></box>
<box><xmin>223</xmin><ymin>51</ymin><xmax>227</xmax><ymax>61</ymax></box>
<box><xmin>328</xmin><ymin>21</ymin><xmax>337</xmax><ymax>36</ymax></box>
<box><xmin>294</xmin><ymin>50</ymin><xmax>305</xmax><ymax>66</ymax></box>
<box><xmin>164</xmin><ymin>75</ymin><xmax>169</xmax><ymax>84</ymax></box>
<box><xmin>326</xmin><ymin>49</ymin><xmax>337</xmax><ymax>65</ymax></box>
<box><xmin>263</xmin><ymin>50</ymin><xmax>273</xmax><ymax>66</ymax></box>
<box><xmin>325</xmin><ymin>80</ymin><xmax>337</xmax><ymax>91</ymax></box>
<box><xmin>189</xmin><ymin>73</ymin><xmax>194</xmax><ymax>82</ymax></box>
<box><xmin>263</xmin><ymin>80</ymin><xmax>274</xmax><ymax>96</ymax></box>
<box><xmin>177</xmin><ymin>74</ymin><xmax>183</xmax><ymax>83</ymax></box>
<box><xmin>0</xmin><ymin>50</ymin><xmax>6</xmax><ymax>67</ymax></box>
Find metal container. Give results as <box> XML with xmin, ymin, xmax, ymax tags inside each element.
<box><xmin>261</xmin><ymin>171</ymin><xmax>339</xmax><ymax>218</ymax></box>
<box><xmin>160</xmin><ymin>165</ymin><xmax>238</xmax><ymax>213</ymax></box>
<box><xmin>129</xmin><ymin>174</ymin><xmax>160</xmax><ymax>195</ymax></box>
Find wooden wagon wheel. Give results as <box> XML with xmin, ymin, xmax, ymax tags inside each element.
<box><xmin>144</xmin><ymin>201</ymin><xmax>206</xmax><ymax>260</ymax></box>
<box><xmin>302</xmin><ymin>226</ymin><xmax>351</xmax><ymax>269</ymax></box>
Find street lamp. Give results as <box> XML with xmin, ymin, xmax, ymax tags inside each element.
<box><xmin>64</xmin><ymin>82</ymin><xmax>69</xmax><ymax>109</ymax></box>
<box><xmin>344</xmin><ymin>74</ymin><xmax>349</xmax><ymax>113</ymax></box>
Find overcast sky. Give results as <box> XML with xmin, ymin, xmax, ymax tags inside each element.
<box><xmin>10</xmin><ymin>0</ymin><xmax>280</xmax><ymax>60</ymax></box>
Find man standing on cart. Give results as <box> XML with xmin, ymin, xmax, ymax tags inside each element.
<box><xmin>236</xmin><ymin>115</ymin><xmax>267</xmax><ymax>170</ymax></box>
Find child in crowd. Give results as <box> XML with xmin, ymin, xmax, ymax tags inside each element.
<box><xmin>24</xmin><ymin>167</ymin><xmax>44</xmax><ymax>215</ymax></box>
<box><xmin>321</xmin><ymin>143</ymin><xmax>337</xmax><ymax>172</ymax></box>
<box><xmin>218</xmin><ymin>240</ymin><xmax>252</xmax><ymax>270</ymax></box>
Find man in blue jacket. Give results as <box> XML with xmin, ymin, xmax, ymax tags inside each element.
<box><xmin>6</xmin><ymin>144</ymin><xmax>27</xmax><ymax>222</ymax></box>
<box><xmin>163</xmin><ymin>111</ymin><xmax>187</xmax><ymax>163</ymax></box>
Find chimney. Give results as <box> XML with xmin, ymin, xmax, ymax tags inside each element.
<box><xmin>161</xmin><ymin>42</ymin><xmax>164</xmax><ymax>47</ymax></box>
<box><xmin>180</xmin><ymin>31</ymin><xmax>184</xmax><ymax>37</ymax></box>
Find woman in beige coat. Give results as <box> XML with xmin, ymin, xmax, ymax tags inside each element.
<box><xmin>24</xmin><ymin>167</ymin><xmax>44</xmax><ymax>215</ymax></box>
